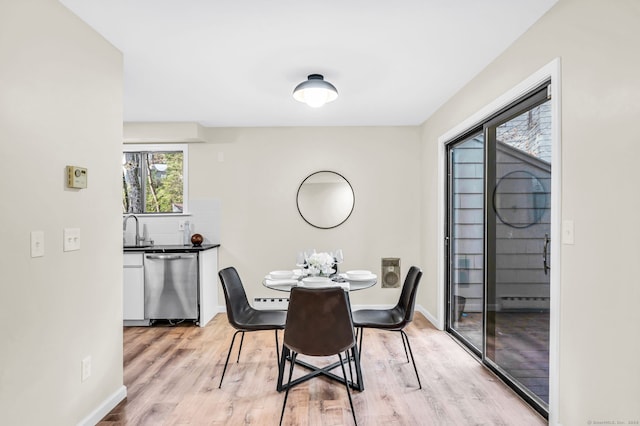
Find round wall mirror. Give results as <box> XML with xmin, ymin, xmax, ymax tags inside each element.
<box><xmin>296</xmin><ymin>171</ymin><xmax>355</xmax><ymax>229</ymax></box>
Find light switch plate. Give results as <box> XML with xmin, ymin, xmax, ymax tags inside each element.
<box><xmin>562</xmin><ymin>220</ymin><xmax>575</xmax><ymax>245</ymax></box>
<box><xmin>31</xmin><ymin>231</ymin><xmax>45</xmax><ymax>257</ymax></box>
<box><xmin>63</xmin><ymin>228</ymin><xmax>81</xmax><ymax>251</ymax></box>
<box><xmin>81</xmin><ymin>356</ymin><xmax>91</xmax><ymax>382</ymax></box>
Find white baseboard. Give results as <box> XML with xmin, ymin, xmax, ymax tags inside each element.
<box><xmin>77</xmin><ymin>385</ymin><xmax>127</xmax><ymax>426</ymax></box>
<box><xmin>416</xmin><ymin>304</ymin><xmax>443</xmax><ymax>330</ymax></box>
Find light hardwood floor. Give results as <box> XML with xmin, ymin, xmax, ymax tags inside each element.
<box><xmin>98</xmin><ymin>313</ymin><xmax>546</xmax><ymax>425</ymax></box>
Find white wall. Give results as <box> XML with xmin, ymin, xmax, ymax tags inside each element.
<box><xmin>189</xmin><ymin>126</ymin><xmax>422</xmax><ymax>307</ymax></box>
<box><xmin>0</xmin><ymin>1</ymin><xmax>124</xmax><ymax>424</ymax></box>
<box><xmin>419</xmin><ymin>0</ymin><xmax>640</xmax><ymax>424</ymax></box>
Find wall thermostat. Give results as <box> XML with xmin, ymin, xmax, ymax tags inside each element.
<box><xmin>67</xmin><ymin>166</ymin><xmax>88</xmax><ymax>189</ymax></box>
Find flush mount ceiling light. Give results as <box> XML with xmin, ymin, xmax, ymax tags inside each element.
<box><xmin>293</xmin><ymin>74</ymin><xmax>338</xmax><ymax>108</ymax></box>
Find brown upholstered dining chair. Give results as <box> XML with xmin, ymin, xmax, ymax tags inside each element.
<box><xmin>352</xmin><ymin>266</ymin><xmax>423</xmax><ymax>389</ymax></box>
<box><xmin>279</xmin><ymin>286</ymin><xmax>358</xmax><ymax>426</ymax></box>
<box><xmin>217</xmin><ymin>266</ymin><xmax>287</xmax><ymax>388</ymax></box>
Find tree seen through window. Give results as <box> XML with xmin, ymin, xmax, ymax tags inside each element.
<box><xmin>122</xmin><ymin>147</ymin><xmax>185</xmax><ymax>214</ymax></box>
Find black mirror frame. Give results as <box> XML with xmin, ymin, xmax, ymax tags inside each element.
<box><xmin>296</xmin><ymin>170</ymin><xmax>355</xmax><ymax>229</ymax></box>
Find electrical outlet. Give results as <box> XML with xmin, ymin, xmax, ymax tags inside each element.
<box><xmin>81</xmin><ymin>356</ymin><xmax>91</xmax><ymax>382</ymax></box>
<box><xmin>63</xmin><ymin>228</ymin><xmax>81</xmax><ymax>252</ymax></box>
<box><xmin>178</xmin><ymin>220</ymin><xmax>186</xmax><ymax>231</ymax></box>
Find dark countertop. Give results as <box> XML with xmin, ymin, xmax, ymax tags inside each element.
<box><xmin>123</xmin><ymin>243</ymin><xmax>220</xmax><ymax>253</ymax></box>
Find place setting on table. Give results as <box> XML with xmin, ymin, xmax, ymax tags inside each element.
<box><xmin>263</xmin><ymin>249</ymin><xmax>377</xmax><ymax>292</ymax></box>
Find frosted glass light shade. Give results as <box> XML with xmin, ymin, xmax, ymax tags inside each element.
<box><xmin>293</xmin><ymin>74</ymin><xmax>338</xmax><ymax>108</ymax></box>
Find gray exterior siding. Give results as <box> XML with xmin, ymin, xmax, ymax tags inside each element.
<box><xmin>451</xmin><ymin>106</ymin><xmax>551</xmax><ymax>312</ymax></box>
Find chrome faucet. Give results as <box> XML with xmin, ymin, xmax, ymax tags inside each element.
<box><xmin>123</xmin><ymin>214</ymin><xmax>140</xmax><ymax>246</ymax></box>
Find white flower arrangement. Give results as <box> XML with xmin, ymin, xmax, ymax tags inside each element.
<box><xmin>306</xmin><ymin>252</ymin><xmax>335</xmax><ymax>276</ymax></box>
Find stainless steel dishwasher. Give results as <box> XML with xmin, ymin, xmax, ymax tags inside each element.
<box><xmin>144</xmin><ymin>253</ymin><xmax>198</xmax><ymax>322</ymax></box>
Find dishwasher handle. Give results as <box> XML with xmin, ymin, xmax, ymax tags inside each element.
<box><xmin>145</xmin><ymin>254</ymin><xmax>197</xmax><ymax>261</ymax></box>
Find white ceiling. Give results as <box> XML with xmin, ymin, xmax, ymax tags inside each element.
<box><xmin>59</xmin><ymin>0</ymin><xmax>558</xmax><ymax>127</ymax></box>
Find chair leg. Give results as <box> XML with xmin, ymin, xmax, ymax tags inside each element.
<box><xmin>276</xmin><ymin>345</ymin><xmax>288</xmax><ymax>392</ymax></box>
<box><xmin>400</xmin><ymin>330</ymin><xmax>422</xmax><ymax>389</ymax></box>
<box><xmin>338</xmin><ymin>352</ymin><xmax>358</xmax><ymax>425</ymax></box>
<box><xmin>236</xmin><ymin>331</ymin><xmax>246</xmax><ymax>363</ymax></box>
<box><xmin>279</xmin><ymin>352</ymin><xmax>298</xmax><ymax>426</ymax></box>
<box><xmin>357</xmin><ymin>327</ymin><xmax>364</xmax><ymax>363</ymax></box>
<box><xmin>345</xmin><ymin>350</ymin><xmax>354</xmax><ymax>384</ymax></box>
<box><xmin>219</xmin><ymin>330</ymin><xmax>242</xmax><ymax>388</ymax></box>
<box><xmin>275</xmin><ymin>330</ymin><xmax>281</xmax><ymax>368</ymax></box>
<box><xmin>351</xmin><ymin>344</ymin><xmax>364</xmax><ymax>391</ymax></box>
<box><xmin>399</xmin><ymin>330</ymin><xmax>410</xmax><ymax>363</ymax></box>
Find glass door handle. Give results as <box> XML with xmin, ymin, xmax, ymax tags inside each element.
<box><xmin>543</xmin><ymin>233</ymin><xmax>551</xmax><ymax>275</ymax></box>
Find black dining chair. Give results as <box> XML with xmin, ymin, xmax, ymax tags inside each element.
<box><xmin>352</xmin><ymin>266</ymin><xmax>423</xmax><ymax>389</ymax></box>
<box><xmin>279</xmin><ymin>286</ymin><xmax>359</xmax><ymax>426</ymax></box>
<box><xmin>217</xmin><ymin>266</ymin><xmax>287</xmax><ymax>388</ymax></box>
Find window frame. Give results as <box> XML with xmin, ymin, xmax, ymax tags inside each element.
<box><xmin>122</xmin><ymin>143</ymin><xmax>189</xmax><ymax>215</ymax></box>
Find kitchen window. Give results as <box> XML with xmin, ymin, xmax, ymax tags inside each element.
<box><xmin>122</xmin><ymin>144</ymin><xmax>188</xmax><ymax>214</ymax></box>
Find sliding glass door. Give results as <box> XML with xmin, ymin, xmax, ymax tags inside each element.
<box><xmin>447</xmin><ymin>132</ymin><xmax>485</xmax><ymax>354</ymax></box>
<box><xmin>446</xmin><ymin>83</ymin><xmax>552</xmax><ymax>415</ymax></box>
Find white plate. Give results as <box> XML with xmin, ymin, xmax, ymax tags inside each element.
<box><xmin>300</xmin><ymin>277</ymin><xmax>333</xmax><ymax>288</ymax></box>
<box><xmin>346</xmin><ymin>273</ymin><xmax>377</xmax><ymax>281</ymax></box>
<box><xmin>266</xmin><ymin>274</ymin><xmax>294</xmax><ymax>281</ymax></box>
<box><xmin>265</xmin><ymin>279</ymin><xmax>297</xmax><ymax>287</ymax></box>
<box><xmin>345</xmin><ymin>270</ymin><xmax>372</xmax><ymax>279</ymax></box>
<box><xmin>346</xmin><ymin>270</ymin><xmax>371</xmax><ymax>274</ymax></box>
<box><xmin>269</xmin><ymin>270</ymin><xmax>294</xmax><ymax>280</ymax></box>
<box><xmin>265</xmin><ymin>275</ymin><xmax>298</xmax><ymax>283</ymax></box>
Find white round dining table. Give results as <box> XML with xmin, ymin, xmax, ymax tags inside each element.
<box><xmin>263</xmin><ymin>272</ymin><xmax>377</xmax><ymax>292</ymax></box>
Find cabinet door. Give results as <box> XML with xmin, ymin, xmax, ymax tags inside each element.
<box><xmin>198</xmin><ymin>247</ymin><xmax>218</xmax><ymax>327</ymax></box>
<box><xmin>123</xmin><ymin>254</ymin><xmax>145</xmax><ymax>320</ymax></box>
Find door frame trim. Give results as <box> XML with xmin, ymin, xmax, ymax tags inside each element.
<box><xmin>436</xmin><ymin>57</ymin><xmax>561</xmax><ymax>425</ymax></box>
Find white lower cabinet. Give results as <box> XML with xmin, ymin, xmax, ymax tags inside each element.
<box><xmin>198</xmin><ymin>247</ymin><xmax>218</xmax><ymax>326</ymax></box>
<box><xmin>123</xmin><ymin>253</ymin><xmax>145</xmax><ymax>320</ymax></box>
